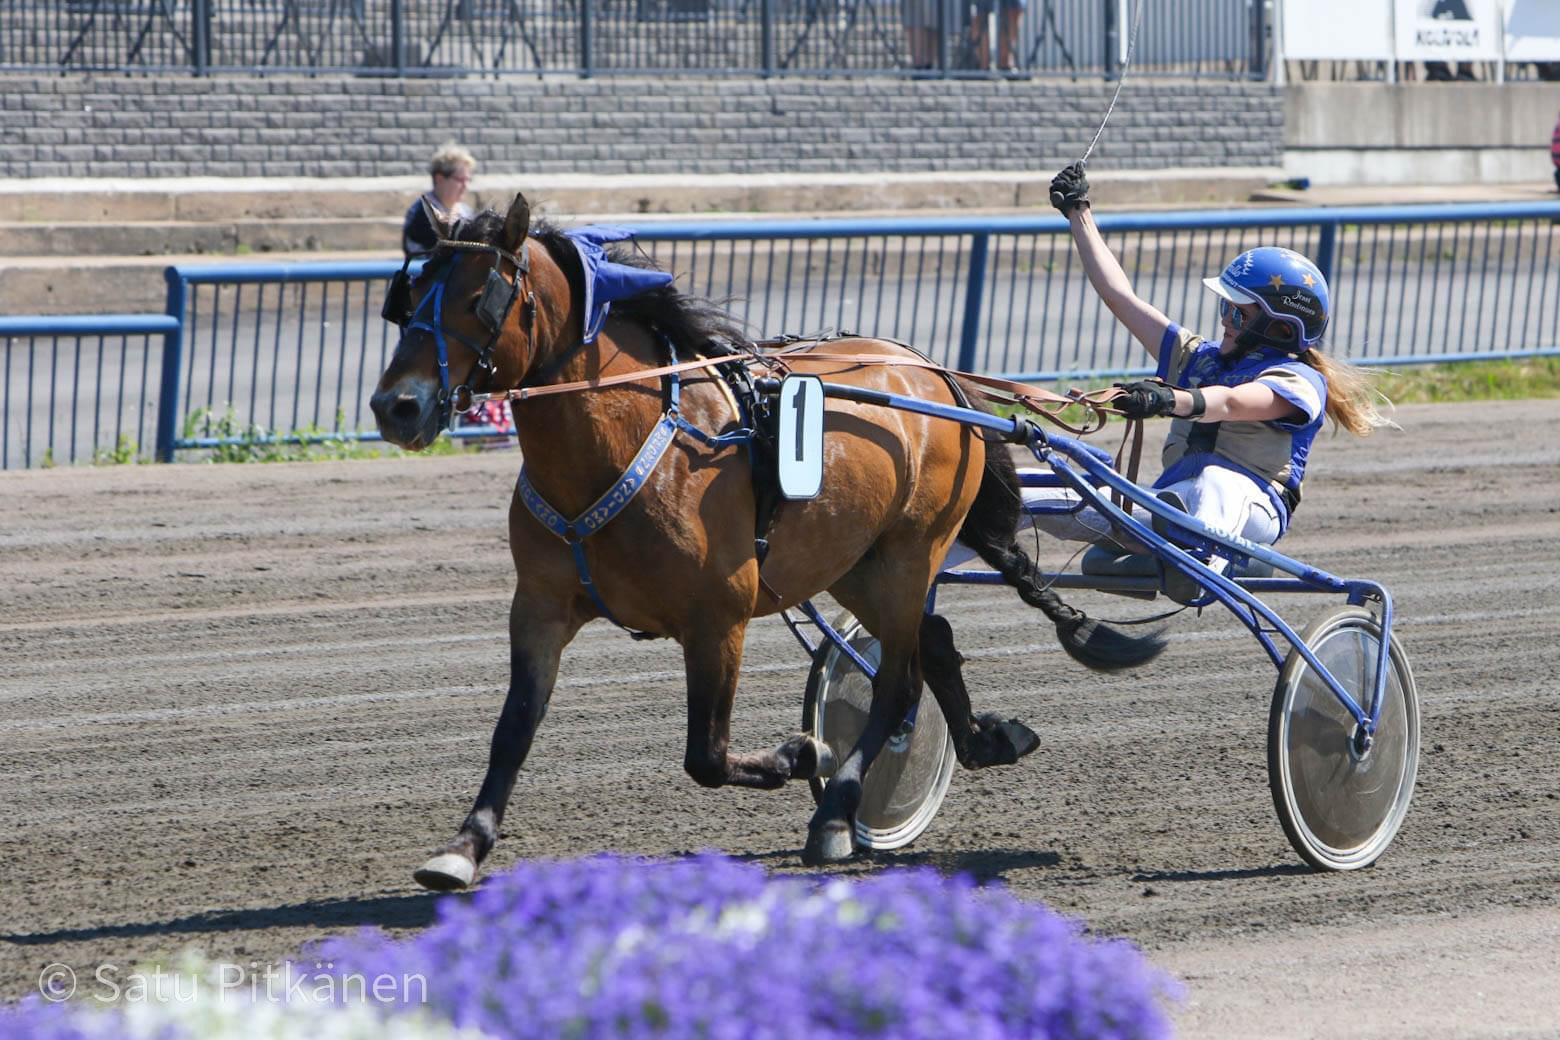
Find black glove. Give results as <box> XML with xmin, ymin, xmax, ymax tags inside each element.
<box><xmin>1114</xmin><ymin>380</ymin><xmax>1177</xmax><ymax>420</ymax></box>
<box><xmin>1049</xmin><ymin>161</ymin><xmax>1090</xmax><ymax>214</ymax></box>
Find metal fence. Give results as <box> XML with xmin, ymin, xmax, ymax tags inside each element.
<box><xmin>0</xmin><ymin>0</ymin><xmax>1267</xmax><ymax>77</ymax></box>
<box><xmin>3</xmin><ymin>202</ymin><xmax>1556</xmax><ymax>468</ymax></box>
<box><xmin>0</xmin><ymin>314</ymin><xmax>176</xmax><ymax>469</ymax></box>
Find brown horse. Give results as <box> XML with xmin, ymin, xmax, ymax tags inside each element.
<box><xmin>369</xmin><ymin>194</ymin><xmax>1164</xmax><ymax>889</ymax></box>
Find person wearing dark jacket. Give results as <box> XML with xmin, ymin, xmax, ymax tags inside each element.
<box><xmin>402</xmin><ymin>143</ymin><xmax>476</xmax><ymax>260</ymax></box>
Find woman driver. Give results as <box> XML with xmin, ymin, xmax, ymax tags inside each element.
<box><xmin>1038</xmin><ymin>161</ymin><xmax>1391</xmax><ymax>602</ymax></box>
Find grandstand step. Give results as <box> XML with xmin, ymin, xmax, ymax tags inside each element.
<box><xmin>0</xmin><ymin>169</ymin><xmax>1285</xmax><ymax>226</ymax></box>
<box><xmin>0</xmin><ymin>251</ymin><xmax>389</xmax><ymax>316</ymax></box>
<box><xmin>0</xmin><ymin>219</ymin><xmax>401</xmax><ymax>258</ymax></box>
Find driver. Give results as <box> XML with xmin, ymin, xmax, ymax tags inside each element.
<box><xmin>1037</xmin><ymin>161</ymin><xmax>1393</xmax><ymax>602</ymax></box>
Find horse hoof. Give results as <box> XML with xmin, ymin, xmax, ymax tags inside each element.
<box><xmin>413</xmin><ymin>852</ymin><xmax>476</xmax><ymax>891</ymax></box>
<box><xmin>797</xmin><ymin>736</ymin><xmax>836</xmax><ymax>779</ymax></box>
<box><xmin>802</xmin><ymin>820</ymin><xmax>855</xmax><ymax>866</ymax></box>
<box><xmin>997</xmin><ymin>719</ymin><xmax>1041</xmax><ymax>761</ymax></box>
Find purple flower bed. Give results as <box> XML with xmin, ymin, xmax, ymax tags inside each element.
<box><xmin>314</xmin><ymin>853</ymin><xmax>1177</xmax><ymax>1040</ymax></box>
<box><xmin>2</xmin><ymin>855</ymin><xmax>1177</xmax><ymax>1039</ymax></box>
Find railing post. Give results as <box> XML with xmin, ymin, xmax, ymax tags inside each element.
<box><xmin>580</xmin><ymin>0</ymin><xmax>594</xmax><ymax>77</ymax></box>
<box><xmin>391</xmin><ymin>0</ymin><xmax>406</xmax><ymax>76</ymax></box>
<box><xmin>957</xmin><ymin>233</ymin><xmax>990</xmax><ymax>373</ymax></box>
<box><xmin>1314</xmin><ymin>221</ymin><xmax>1338</xmax><ymax>287</ymax></box>
<box><xmin>1102</xmin><ymin>0</ymin><xmax>1118</xmax><ymax>79</ymax></box>
<box><xmin>191</xmin><ymin>0</ymin><xmax>211</xmax><ymax>76</ymax></box>
<box><xmin>760</xmin><ymin>0</ymin><xmax>775</xmax><ymax>76</ymax></box>
<box><xmin>156</xmin><ymin>268</ymin><xmax>186</xmax><ymax>463</ymax></box>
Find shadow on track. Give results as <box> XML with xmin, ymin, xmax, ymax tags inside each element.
<box><xmin>1</xmin><ymin>892</ymin><xmax>441</xmax><ymax>947</ymax></box>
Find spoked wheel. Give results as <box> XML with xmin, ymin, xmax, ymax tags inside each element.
<box><xmin>1268</xmin><ymin>606</ymin><xmax>1419</xmax><ymax>871</ymax></box>
<box><xmin>802</xmin><ymin>610</ymin><xmax>956</xmax><ymax>851</ymax></box>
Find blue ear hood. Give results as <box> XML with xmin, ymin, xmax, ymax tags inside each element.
<box><xmin>564</xmin><ymin>226</ymin><xmax>675</xmax><ymax>343</ymax></box>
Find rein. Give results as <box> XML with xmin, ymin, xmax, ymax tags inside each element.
<box><xmin>468</xmin><ymin>342</ymin><xmax>1133</xmax><ymax>438</ymax></box>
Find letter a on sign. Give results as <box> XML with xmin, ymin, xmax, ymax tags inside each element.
<box><xmin>777</xmin><ymin>375</ymin><xmax>824</xmax><ymax>500</ymax></box>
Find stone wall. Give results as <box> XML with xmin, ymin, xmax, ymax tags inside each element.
<box><xmin>1</xmin><ymin>74</ymin><xmax>1283</xmax><ymax>178</ymax></box>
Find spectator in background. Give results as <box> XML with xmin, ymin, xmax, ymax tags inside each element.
<box><xmin>402</xmin><ymin>143</ymin><xmax>476</xmax><ymax>260</ymax></box>
<box><xmin>901</xmin><ymin>0</ymin><xmax>939</xmax><ymax>71</ymax></box>
<box><xmin>1552</xmin><ymin>111</ymin><xmax>1560</xmax><ymax>193</ymax></box>
<box><xmin>967</xmin><ymin>0</ymin><xmax>1023</xmax><ymax>72</ymax></box>
<box><xmin>400</xmin><ymin>144</ymin><xmax>512</xmax><ymax>439</ymax></box>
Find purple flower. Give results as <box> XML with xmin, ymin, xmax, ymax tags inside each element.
<box><xmin>309</xmin><ymin>853</ymin><xmax>1178</xmax><ymax>1040</ymax></box>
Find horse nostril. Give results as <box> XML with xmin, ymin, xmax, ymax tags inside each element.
<box><xmin>390</xmin><ymin>398</ymin><xmax>423</xmax><ymax>425</ymax></box>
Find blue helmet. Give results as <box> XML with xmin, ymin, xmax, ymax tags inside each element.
<box><xmin>1202</xmin><ymin>246</ymin><xmax>1330</xmax><ymax>352</ymax></box>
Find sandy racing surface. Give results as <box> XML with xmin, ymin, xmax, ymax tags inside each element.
<box><xmin>3</xmin><ymin>399</ymin><xmax>1559</xmax><ymax>1037</ymax></box>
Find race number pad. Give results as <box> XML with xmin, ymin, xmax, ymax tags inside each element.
<box><xmin>776</xmin><ymin>375</ymin><xmax>824</xmax><ymax>500</ymax></box>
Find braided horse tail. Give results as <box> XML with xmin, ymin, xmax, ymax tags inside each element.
<box><xmin>955</xmin><ymin>413</ymin><xmax>1166</xmax><ymax>672</ymax></box>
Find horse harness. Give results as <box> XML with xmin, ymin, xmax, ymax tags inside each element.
<box><xmin>515</xmin><ymin>333</ymin><xmax>769</xmax><ymax>638</ymax></box>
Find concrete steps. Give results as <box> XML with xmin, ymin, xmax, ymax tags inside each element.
<box><xmin>0</xmin><ymin>218</ymin><xmax>401</xmax><ymax>258</ymax></box>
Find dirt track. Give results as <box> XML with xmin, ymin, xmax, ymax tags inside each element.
<box><xmin>3</xmin><ymin>400</ymin><xmax>1559</xmax><ymax>1037</ymax></box>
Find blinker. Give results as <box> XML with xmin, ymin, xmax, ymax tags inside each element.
<box><xmin>381</xmin><ymin>268</ymin><xmax>414</xmax><ymax>327</ymax></box>
<box><xmin>476</xmin><ymin>268</ymin><xmax>518</xmax><ymax>333</ymax></box>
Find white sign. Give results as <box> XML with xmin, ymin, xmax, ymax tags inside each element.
<box><xmin>1504</xmin><ymin>0</ymin><xmax>1560</xmax><ymax>62</ymax></box>
<box><xmin>1283</xmin><ymin>0</ymin><xmax>1394</xmax><ymax>61</ymax></box>
<box><xmin>1394</xmin><ymin>0</ymin><xmax>1502</xmax><ymax>62</ymax></box>
<box><xmin>776</xmin><ymin>375</ymin><xmax>824</xmax><ymax>500</ymax></box>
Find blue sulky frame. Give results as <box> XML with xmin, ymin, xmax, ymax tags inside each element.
<box><xmin>780</xmin><ymin>380</ymin><xmax>1395</xmax><ymax>747</ymax></box>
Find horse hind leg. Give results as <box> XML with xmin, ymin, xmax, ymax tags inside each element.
<box><xmin>920</xmin><ymin>612</ymin><xmax>1040</xmax><ymax>769</ymax></box>
<box><xmin>682</xmin><ymin>620</ymin><xmax>834</xmax><ymax>790</ymax></box>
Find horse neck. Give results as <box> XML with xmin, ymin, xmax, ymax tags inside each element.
<box><xmin>511</xmin><ymin>262</ymin><xmax>668</xmax><ymax>518</ymax></box>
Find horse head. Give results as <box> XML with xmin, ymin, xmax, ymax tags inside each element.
<box><xmin>370</xmin><ymin>192</ymin><xmax>540</xmax><ymax>450</ymax></box>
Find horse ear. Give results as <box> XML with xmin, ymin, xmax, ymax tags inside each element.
<box><xmin>502</xmin><ymin>193</ymin><xmax>531</xmax><ymax>252</ymax></box>
<box><xmin>419</xmin><ymin>196</ymin><xmax>452</xmax><ymax>241</ymax></box>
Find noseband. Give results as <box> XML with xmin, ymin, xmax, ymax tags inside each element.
<box><xmin>391</xmin><ymin>239</ymin><xmax>536</xmax><ymax>429</ymax></box>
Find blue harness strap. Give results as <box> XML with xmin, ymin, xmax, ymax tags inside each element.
<box><xmin>516</xmin><ymin>334</ymin><xmax>755</xmax><ymax>636</ymax></box>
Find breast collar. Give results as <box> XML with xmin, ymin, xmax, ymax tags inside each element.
<box><xmin>405</xmin><ymin>240</ymin><xmax>535</xmax><ymax>429</ymax></box>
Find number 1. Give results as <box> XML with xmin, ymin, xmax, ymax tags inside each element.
<box><xmin>790</xmin><ymin>388</ymin><xmax>806</xmax><ymax>461</ymax></box>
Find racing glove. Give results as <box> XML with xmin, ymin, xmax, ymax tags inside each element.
<box><xmin>1113</xmin><ymin>380</ymin><xmax>1178</xmax><ymax>419</ymax></box>
<box><xmin>1049</xmin><ymin>161</ymin><xmax>1091</xmax><ymax>215</ymax></box>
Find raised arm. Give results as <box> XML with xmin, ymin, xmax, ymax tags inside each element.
<box><xmin>1049</xmin><ymin>163</ymin><xmax>1173</xmax><ymax>360</ymax></box>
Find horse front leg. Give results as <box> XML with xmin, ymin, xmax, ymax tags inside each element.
<box><xmin>413</xmin><ymin>608</ymin><xmax>576</xmax><ymax>891</ymax></box>
<box><xmin>682</xmin><ymin>620</ymin><xmax>834</xmax><ymax>789</ymax></box>
<box><xmin>919</xmin><ymin>612</ymin><xmax>1040</xmax><ymax>769</ymax></box>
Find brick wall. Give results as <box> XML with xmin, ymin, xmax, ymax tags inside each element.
<box><xmin>1</xmin><ymin>75</ymin><xmax>1282</xmax><ymax>178</ymax></box>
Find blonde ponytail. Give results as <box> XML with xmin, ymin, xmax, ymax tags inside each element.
<box><xmin>1298</xmin><ymin>348</ymin><xmax>1396</xmax><ymax>436</ymax></box>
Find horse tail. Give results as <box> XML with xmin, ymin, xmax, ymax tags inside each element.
<box><xmin>956</xmin><ymin>422</ymin><xmax>1166</xmax><ymax>672</ymax></box>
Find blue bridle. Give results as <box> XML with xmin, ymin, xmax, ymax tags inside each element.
<box><xmin>396</xmin><ymin>240</ymin><xmax>532</xmax><ymax>429</ymax></box>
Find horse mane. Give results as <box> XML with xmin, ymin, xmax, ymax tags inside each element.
<box><xmin>450</xmin><ymin>210</ymin><xmax>751</xmax><ymax>356</ymax></box>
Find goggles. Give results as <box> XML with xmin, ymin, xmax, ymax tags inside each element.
<box><xmin>1218</xmin><ymin>298</ymin><xmax>1250</xmax><ymax>331</ymax></box>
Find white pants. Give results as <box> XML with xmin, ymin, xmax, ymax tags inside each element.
<box><xmin>944</xmin><ymin>465</ymin><xmax>1281</xmax><ymax>575</ymax></box>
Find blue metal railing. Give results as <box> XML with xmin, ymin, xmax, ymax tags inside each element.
<box><xmin>4</xmin><ymin>201</ymin><xmax>1556</xmax><ymax>468</ymax></box>
<box><xmin>150</xmin><ymin>201</ymin><xmax>1558</xmax><ymax>463</ymax></box>
<box><xmin>0</xmin><ymin>314</ymin><xmax>179</xmax><ymax>470</ymax></box>
<box><xmin>0</xmin><ymin>0</ymin><xmax>1265</xmax><ymax>79</ymax></box>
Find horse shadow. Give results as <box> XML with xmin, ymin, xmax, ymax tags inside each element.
<box><xmin>729</xmin><ymin>846</ymin><xmax>1061</xmax><ymax>884</ymax></box>
<box><xmin>1</xmin><ymin>892</ymin><xmax>442</xmax><ymax>948</ymax></box>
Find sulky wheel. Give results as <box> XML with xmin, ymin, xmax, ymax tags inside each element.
<box><xmin>1268</xmin><ymin>606</ymin><xmax>1419</xmax><ymax>871</ymax></box>
<box><xmin>802</xmin><ymin>610</ymin><xmax>956</xmax><ymax>851</ymax></box>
